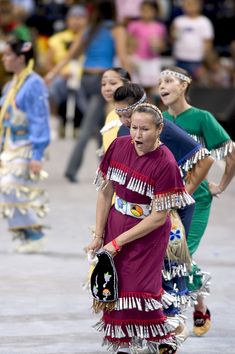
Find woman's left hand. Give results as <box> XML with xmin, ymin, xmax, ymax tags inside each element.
<box><xmin>208</xmin><ymin>182</ymin><xmax>222</xmax><ymax>197</ymax></box>
<box><xmin>29</xmin><ymin>160</ymin><xmax>43</xmax><ymax>174</ymax></box>
<box><xmin>103</xmin><ymin>241</ymin><xmax>117</xmax><ymax>257</ymax></box>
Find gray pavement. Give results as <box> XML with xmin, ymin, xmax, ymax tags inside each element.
<box><xmin>0</xmin><ymin>137</ymin><xmax>235</xmax><ymax>354</ymax></box>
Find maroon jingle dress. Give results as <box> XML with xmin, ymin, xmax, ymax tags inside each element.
<box><xmin>94</xmin><ymin>136</ymin><xmax>194</xmax><ymax>352</ymax></box>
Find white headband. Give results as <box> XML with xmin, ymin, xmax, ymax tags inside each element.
<box><xmin>160</xmin><ymin>70</ymin><xmax>192</xmax><ymax>84</ymax></box>
<box><xmin>133</xmin><ymin>103</ymin><xmax>163</xmax><ymax>124</ymax></box>
<box><xmin>115</xmin><ymin>93</ymin><xmax>147</xmax><ymax>113</ymax></box>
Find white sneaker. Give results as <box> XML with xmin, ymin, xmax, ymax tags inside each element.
<box><xmin>15</xmin><ymin>238</ymin><xmax>45</xmax><ymax>254</ymax></box>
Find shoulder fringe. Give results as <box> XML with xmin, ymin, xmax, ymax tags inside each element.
<box><xmin>155</xmin><ymin>191</ymin><xmax>194</xmax><ymax>211</ymax></box>
<box><xmin>93</xmin><ymin>169</ymin><xmax>109</xmax><ymax>191</ymax></box>
<box><xmin>180</xmin><ymin>147</ymin><xmax>211</xmax><ymax>173</ymax></box>
<box><xmin>96</xmin><ymin>146</ymin><xmax>104</xmax><ymax>158</ymax></box>
<box><xmin>94</xmin><ymin>168</ymin><xmax>195</xmax><ymax>208</ymax></box>
<box><xmin>100</xmin><ymin>119</ymin><xmax>121</xmax><ymax>134</ymax></box>
<box><xmin>190</xmin><ymin>135</ymin><xmax>235</xmax><ymax>160</ymax></box>
<box><xmin>210</xmin><ymin>140</ymin><xmax>235</xmax><ymax>160</ymax></box>
<box><xmin>94</xmin><ymin>165</ymin><xmax>154</xmax><ymax>197</ymax></box>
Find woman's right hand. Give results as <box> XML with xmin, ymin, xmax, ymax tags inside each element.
<box><xmin>86</xmin><ymin>237</ymin><xmax>103</xmax><ymax>254</ymax></box>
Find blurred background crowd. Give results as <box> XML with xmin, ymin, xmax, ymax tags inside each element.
<box><xmin>1</xmin><ymin>0</ymin><xmax>235</xmax><ymax>139</ymax></box>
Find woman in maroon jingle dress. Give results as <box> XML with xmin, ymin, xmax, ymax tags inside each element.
<box><xmin>87</xmin><ymin>103</ymin><xmax>194</xmax><ymax>354</ymax></box>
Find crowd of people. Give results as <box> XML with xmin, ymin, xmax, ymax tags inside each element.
<box><xmin>0</xmin><ymin>1</ymin><xmax>235</xmax><ymax>354</ymax></box>
<box><xmin>1</xmin><ymin>0</ymin><xmax>235</xmax><ymax>86</ymax></box>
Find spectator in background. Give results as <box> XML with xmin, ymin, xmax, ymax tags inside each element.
<box><xmin>197</xmin><ymin>49</ymin><xmax>231</xmax><ymax>88</ymax></box>
<box><xmin>45</xmin><ymin>5</ymin><xmax>88</xmax><ymax>138</ymax></box>
<box><xmin>26</xmin><ymin>1</ymin><xmax>69</xmax><ymax>37</ymax></box>
<box><xmin>25</xmin><ymin>0</ymin><xmax>71</xmax><ymax>72</ymax></box>
<box><xmin>115</xmin><ymin>0</ymin><xmax>143</xmax><ymax>25</ymax></box>
<box><xmin>170</xmin><ymin>0</ymin><xmax>214</xmax><ymax>79</ymax></box>
<box><xmin>127</xmin><ymin>0</ymin><xmax>166</xmax><ymax>101</ymax></box>
<box><xmin>0</xmin><ymin>0</ymin><xmax>32</xmax><ymax>41</ymax></box>
<box><xmin>11</xmin><ymin>0</ymin><xmax>35</xmax><ymax>17</ymax></box>
<box><xmin>203</xmin><ymin>0</ymin><xmax>235</xmax><ymax>57</ymax></box>
<box><xmin>228</xmin><ymin>40</ymin><xmax>235</xmax><ymax>87</ymax></box>
<box><xmin>45</xmin><ymin>0</ymin><xmax>130</xmax><ymax>183</ymax></box>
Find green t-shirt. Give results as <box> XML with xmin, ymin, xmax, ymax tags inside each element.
<box><xmin>163</xmin><ymin>107</ymin><xmax>230</xmax><ymax>152</ymax></box>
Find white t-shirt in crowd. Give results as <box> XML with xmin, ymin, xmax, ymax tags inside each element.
<box><xmin>172</xmin><ymin>15</ymin><xmax>214</xmax><ymax>61</ymax></box>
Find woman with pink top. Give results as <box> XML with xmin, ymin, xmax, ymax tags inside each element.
<box><xmin>127</xmin><ymin>0</ymin><xmax>166</xmax><ymax>99</ymax></box>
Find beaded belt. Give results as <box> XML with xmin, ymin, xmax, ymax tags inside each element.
<box><xmin>114</xmin><ymin>195</ymin><xmax>151</xmax><ymax>219</ymax></box>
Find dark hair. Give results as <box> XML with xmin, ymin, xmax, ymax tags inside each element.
<box><xmin>114</xmin><ymin>83</ymin><xmax>146</xmax><ymax>105</ymax></box>
<box><xmin>92</xmin><ymin>0</ymin><xmax>117</xmax><ymax>22</ymax></box>
<box><xmin>6</xmin><ymin>37</ymin><xmax>34</xmax><ymax>65</ymax></box>
<box><xmin>141</xmin><ymin>0</ymin><xmax>159</xmax><ymax>14</ymax></box>
<box><xmin>132</xmin><ymin>103</ymin><xmax>163</xmax><ymax>128</ymax></box>
<box><xmin>103</xmin><ymin>67</ymin><xmax>131</xmax><ymax>83</ymax></box>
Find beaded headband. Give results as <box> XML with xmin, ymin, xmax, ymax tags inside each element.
<box><xmin>160</xmin><ymin>70</ymin><xmax>192</xmax><ymax>84</ymax></box>
<box><xmin>115</xmin><ymin>92</ymin><xmax>147</xmax><ymax>113</ymax></box>
<box><xmin>133</xmin><ymin>103</ymin><xmax>163</xmax><ymax>123</ymax></box>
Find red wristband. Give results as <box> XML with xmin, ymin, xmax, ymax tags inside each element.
<box><xmin>112</xmin><ymin>239</ymin><xmax>121</xmax><ymax>252</ymax></box>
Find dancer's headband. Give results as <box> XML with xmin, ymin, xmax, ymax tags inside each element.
<box><xmin>115</xmin><ymin>92</ymin><xmax>147</xmax><ymax>114</ymax></box>
<box><xmin>160</xmin><ymin>70</ymin><xmax>192</xmax><ymax>84</ymax></box>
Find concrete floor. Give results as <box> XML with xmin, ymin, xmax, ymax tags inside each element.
<box><xmin>0</xmin><ymin>136</ymin><xmax>234</xmax><ymax>354</ymax></box>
